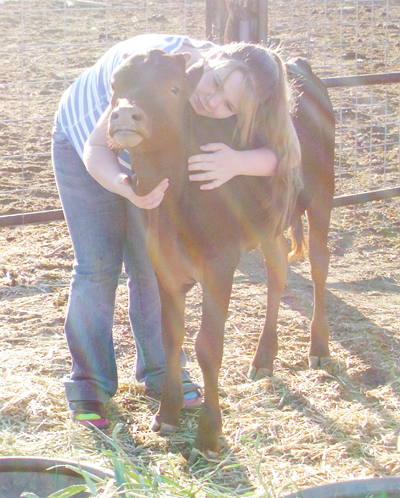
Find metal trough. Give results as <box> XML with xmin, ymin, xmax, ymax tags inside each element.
<box><xmin>0</xmin><ymin>456</ymin><xmax>113</xmax><ymax>498</ymax></box>
<box><xmin>284</xmin><ymin>477</ymin><xmax>400</xmax><ymax>498</ymax></box>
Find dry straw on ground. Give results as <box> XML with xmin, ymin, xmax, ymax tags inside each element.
<box><xmin>1</xmin><ymin>221</ymin><xmax>400</xmax><ymax>496</ymax></box>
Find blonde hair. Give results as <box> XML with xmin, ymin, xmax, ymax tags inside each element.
<box><xmin>205</xmin><ymin>43</ymin><xmax>303</xmax><ymax>236</ymax></box>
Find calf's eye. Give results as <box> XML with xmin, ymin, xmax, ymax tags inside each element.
<box><xmin>171</xmin><ymin>87</ymin><xmax>180</xmax><ymax>95</ymax></box>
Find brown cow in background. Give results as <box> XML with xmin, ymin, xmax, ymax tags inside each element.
<box><xmin>108</xmin><ymin>49</ymin><xmax>335</xmax><ymax>460</ymax></box>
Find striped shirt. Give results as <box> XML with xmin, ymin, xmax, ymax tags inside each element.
<box><xmin>56</xmin><ymin>34</ymin><xmax>215</xmax><ymax>163</ymax></box>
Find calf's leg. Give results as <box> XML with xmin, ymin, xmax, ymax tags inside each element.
<box><xmin>152</xmin><ymin>284</ymin><xmax>186</xmax><ymax>433</ymax></box>
<box><xmin>306</xmin><ymin>194</ymin><xmax>332</xmax><ymax>368</ymax></box>
<box><xmin>193</xmin><ymin>249</ymin><xmax>239</xmax><ymax>458</ymax></box>
<box><xmin>249</xmin><ymin>234</ymin><xmax>288</xmax><ymax>380</ymax></box>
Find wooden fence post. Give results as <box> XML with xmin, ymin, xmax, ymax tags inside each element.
<box><xmin>205</xmin><ymin>0</ymin><xmax>227</xmax><ymax>43</ymax></box>
<box><xmin>205</xmin><ymin>0</ymin><xmax>268</xmax><ymax>43</ymax></box>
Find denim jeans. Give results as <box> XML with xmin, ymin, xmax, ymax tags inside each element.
<box><xmin>52</xmin><ymin>123</ymin><xmax>194</xmax><ymax>403</ymax></box>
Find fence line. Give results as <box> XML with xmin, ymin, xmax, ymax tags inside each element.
<box><xmin>2</xmin><ymin>183</ymin><xmax>400</xmax><ymax>228</ymax></box>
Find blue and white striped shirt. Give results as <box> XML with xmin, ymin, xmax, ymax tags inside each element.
<box><xmin>56</xmin><ymin>34</ymin><xmax>215</xmax><ymax>162</ymax></box>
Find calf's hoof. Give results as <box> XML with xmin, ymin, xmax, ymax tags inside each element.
<box><xmin>248</xmin><ymin>366</ymin><xmax>273</xmax><ymax>382</ymax></box>
<box><xmin>188</xmin><ymin>447</ymin><xmax>220</xmax><ymax>465</ymax></box>
<box><xmin>150</xmin><ymin>416</ymin><xmax>179</xmax><ymax>436</ymax></box>
<box><xmin>309</xmin><ymin>355</ymin><xmax>331</xmax><ymax>370</ymax></box>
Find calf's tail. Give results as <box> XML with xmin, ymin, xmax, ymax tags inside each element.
<box><xmin>288</xmin><ymin>216</ymin><xmax>308</xmax><ymax>262</ymax></box>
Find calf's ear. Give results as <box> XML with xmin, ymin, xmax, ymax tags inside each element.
<box><xmin>186</xmin><ymin>58</ymin><xmax>204</xmax><ymax>95</ymax></box>
<box><xmin>181</xmin><ymin>52</ymin><xmax>192</xmax><ymax>64</ymax></box>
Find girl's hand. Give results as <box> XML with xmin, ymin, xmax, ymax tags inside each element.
<box><xmin>188</xmin><ymin>144</ymin><xmax>278</xmax><ymax>190</ymax></box>
<box><xmin>188</xmin><ymin>143</ymin><xmax>239</xmax><ymax>190</ymax></box>
<box><xmin>115</xmin><ymin>173</ymin><xmax>169</xmax><ymax>210</ymax></box>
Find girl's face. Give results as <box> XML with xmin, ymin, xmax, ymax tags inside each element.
<box><xmin>189</xmin><ymin>67</ymin><xmax>244</xmax><ymax>119</ymax></box>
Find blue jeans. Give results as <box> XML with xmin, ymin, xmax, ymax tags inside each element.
<box><xmin>52</xmin><ymin>123</ymin><xmax>194</xmax><ymax>403</ymax></box>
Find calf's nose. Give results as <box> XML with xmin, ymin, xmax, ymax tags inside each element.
<box><xmin>111</xmin><ymin>99</ymin><xmax>146</xmax><ymax>124</ymax></box>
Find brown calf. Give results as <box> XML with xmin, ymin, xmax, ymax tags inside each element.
<box><xmin>108</xmin><ymin>50</ymin><xmax>335</xmax><ymax>459</ymax></box>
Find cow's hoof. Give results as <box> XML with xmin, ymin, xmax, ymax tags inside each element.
<box><xmin>150</xmin><ymin>416</ymin><xmax>179</xmax><ymax>435</ymax></box>
<box><xmin>188</xmin><ymin>447</ymin><xmax>220</xmax><ymax>465</ymax></box>
<box><xmin>309</xmin><ymin>355</ymin><xmax>331</xmax><ymax>370</ymax></box>
<box><xmin>248</xmin><ymin>366</ymin><xmax>273</xmax><ymax>381</ymax></box>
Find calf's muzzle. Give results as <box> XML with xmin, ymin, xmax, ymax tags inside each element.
<box><xmin>109</xmin><ymin>98</ymin><xmax>151</xmax><ymax>148</ymax></box>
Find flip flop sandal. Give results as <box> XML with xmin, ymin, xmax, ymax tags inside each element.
<box><xmin>144</xmin><ymin>388</ymin><xmax>202</xmax><ymax>410</ymax></box>
<box><xmin>70</xmin><ymin>401</ymin><xmax>110</xmax><ymax>429</ymax></box>
<box><xmin>182</xmin><ymin>389</ymin><xmax>202</xmax><ymax>410</ymax></box>
<box><xmin>182</xmin><ymin>380</ymin><xmax>202</xmax><ymax>410</ymax></box>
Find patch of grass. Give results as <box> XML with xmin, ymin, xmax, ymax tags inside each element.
<box><xmin>26</xmin><ymin>424</ymin><xmax>285</xmax><ymax>498</ymax></box>
<box><xmin>380</xmin><ymin>228</ymin><xmax>399</xmax><ymax>239</ymax></box>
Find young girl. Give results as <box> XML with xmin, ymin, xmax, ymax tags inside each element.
<box><xmin>52</xmin><ymin>33</ymin><xmax>301</xmax><ymax>428</ymax></box>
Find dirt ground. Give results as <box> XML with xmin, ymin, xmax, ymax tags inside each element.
<box><xmin>1</xmin><ymin>0</ymin><xmax>400</xmax><ymax>495</ymax></box>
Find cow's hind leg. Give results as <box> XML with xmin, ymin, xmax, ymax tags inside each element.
<box><xmin>249</xmin><ymin>234</ymin><xmax>289</xmax><ymax>380</ymax></box>
<box><xmin>151</xmin><ymin>284</ymin><xmax>186</xmax><ymax>434</ymax></box>
<box><xmin>306</xmin><ymin>194</ymin><xmax>332</xmax><ymax>369</ymax></box>
<box><xmin>193</xmin><ymin>248</ymin><xmax>239</xmax><ymax>459</ymax></box>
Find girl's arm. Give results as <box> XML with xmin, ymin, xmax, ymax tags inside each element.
<box><xmin>83</xmin><ymin>105</ymin><xmax>169</xmax><ymax>210</ymax></box>
<box><xmin>188</xmin><ymin>143</ymin><xmax>278</xmax><ymax>190</ymax></box>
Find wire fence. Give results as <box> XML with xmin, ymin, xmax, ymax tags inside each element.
<box><xmin>0</xmin><ymin>0</ymin><xmax>399</xmax><ymax>233</ymax></box>
<box><xmin>264</xmin><ymin>0</ymin><xmax>400</xmax><ymax>233</ymax></box>
<box><xmin>328</xmin><ymin>78</ymin><xmax>400</xmax><ymax>233</ymax></box>
<box><xmin>0</xmin><ymin>0</ymin><xmax>205</xmax><ymax>222</ymax></box>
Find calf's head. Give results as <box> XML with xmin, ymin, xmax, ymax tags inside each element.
<box><xmin>108</xmin><ymin>49</ymin><xmax>203</xmax><ymax>152</ymax></box>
